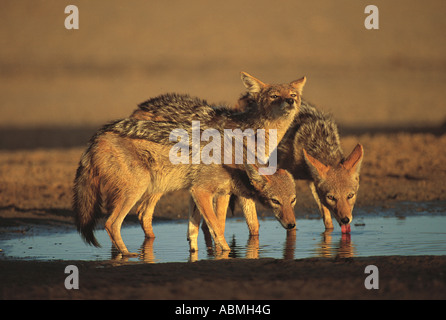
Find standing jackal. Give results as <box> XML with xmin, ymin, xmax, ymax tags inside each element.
<box><xmin>73</xmin><ymin>73</ymin><xmax>305</xmax><ymax>255</ymax></box>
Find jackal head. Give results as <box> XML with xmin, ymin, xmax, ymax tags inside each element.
<box><xmin>303</xmin><ymin>144</ymin><xmax>364</xmax><ymax>232</ymax></box>
<box><xmin>245</xmin><ymin>164</ymin><xmax>297</xmax><ymax>230</ymax></box>
<box><xmin>240</xmin><ymin>72</ymin><xmax>306</xmax><ymax>117</ymax></box>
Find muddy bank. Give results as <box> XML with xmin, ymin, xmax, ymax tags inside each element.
<box><xmin>1</xmin><ymin>256</ymin><xmax>445</xmax><ymax>300</ymax></box>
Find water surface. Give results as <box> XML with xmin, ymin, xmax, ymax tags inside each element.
<box><xmin>1</xmin><ymin>203</ymin><xmax>445</xmax><ymax>263</ymax></box>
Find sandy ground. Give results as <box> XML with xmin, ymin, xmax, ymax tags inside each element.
<box><xmin>1</xmin><ymin>1</ymin><xmax>446</xmax><ymax>300</ymax></box>
<box><xmin>1</xmin><ymin>256</ymin><xmax>446</xmax><ymax>300</ymax></box>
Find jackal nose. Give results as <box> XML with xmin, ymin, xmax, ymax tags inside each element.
<box><xmin>286</xmin><ymin>223</ymin><xmax>296</xmax><ymax>229</ymax></box>
<box><xmin>340</xmin><ymin>217</ymin><xmax>350</xmax><ymax>224</ymax></box>
<box><xmin>286</xmin><ymin>98</ymin><xmax>294</xmax><ymax>105</ymax></box>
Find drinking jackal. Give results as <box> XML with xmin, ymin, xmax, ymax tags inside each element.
<box><xmin>223</xmin><ymin>100</ymin><xmax>364</xmax><ymax>235</ymax></box>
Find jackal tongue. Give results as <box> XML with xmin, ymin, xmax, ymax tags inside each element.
<box><xmin>341</xmin><ymin>224</ymin><xmax>351</xmax><ymax>234</ymax></box>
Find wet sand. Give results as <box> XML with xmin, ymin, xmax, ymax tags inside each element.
<box><xmin>1</xmin><ymin>256</ymin><xmax>445</xmax><ymax>300</ymax></box>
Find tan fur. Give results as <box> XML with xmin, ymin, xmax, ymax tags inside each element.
<box><xmin>303</xmin><ymin>144</ymin><xmax>363</xmax><ymax>229</ymax></box>
<box><xmin>240</xmin><ymin>72</ymin><xmax>306</xmax><ymax>147</ymax></box>
<box><xmin>188</xmin><ymin>165</ymin><xmax>297</xmax><ymax>252</ymax></box>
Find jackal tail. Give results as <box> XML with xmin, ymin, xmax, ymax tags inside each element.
<box><xmin>73</xmin><ymin>152</ymin><xmax>102</xmax><ymax>247</ymax></box>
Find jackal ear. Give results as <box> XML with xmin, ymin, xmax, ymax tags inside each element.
<box><xmin>290</xmin><ymin>76</ymin><xmax>306</xmax><ymax>95</ymax></box>
<box><xmin>240</xmin><ymin>72</ymin><xmax>266</xmax><ymax>94</ymax></box>
<box><xmin>303</xmin><ymin>149</ymin><xmax>329</xmax><ymax>181</ymax></box>
<box><xmin>342</xmin><ymin>144</ymin><xmax>364</xmax><ymax>174</ymax></box>
<box><xmin>245</xmin><ymin>163</ymin><xmax>271</xmax><ymax>191</ymax></box>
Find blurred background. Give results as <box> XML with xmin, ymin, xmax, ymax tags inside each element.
<box><xmin>0</xmin><ymin>0</ymin><xmax>445</xmax><ymax>149</ymax></box>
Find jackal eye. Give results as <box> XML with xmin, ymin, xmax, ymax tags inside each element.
<box><xmin>327</xmin><ymin>195</ymin><xmax>336</xmax><ymax>201</ymax></box>
<box><xmin>270</xmin><ymin>199</ymin><xmax>281</xmax><ymax>206</ymax></box>
<box><xmin>291</xmin><ymin>197</ymin><xmax>296</xmax><ymax>205</ymax></box>
<box><xmin>290</xmin><ymin>93</ymin><xmax>297</xmax><ymax>98</ymax></box>
<box><xmin>347</xmin><ymin>193</ymin><xmax>355</xmax><ymax>199</ymax></box>
<box><xmin>270</xmin><ymin>94</ymin><xmax>279</xmax><ymax>99</ymax></box>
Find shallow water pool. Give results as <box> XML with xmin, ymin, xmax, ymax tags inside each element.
<box><xmin>1</xmin><ymin>204</ymin><xmax>445</xmax><ymax>263</ymax></box>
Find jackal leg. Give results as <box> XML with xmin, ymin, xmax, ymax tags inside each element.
<box><xmin>105</xmin><ymin>192</ymin><xmax>144</xmax><ymax>256</ymax></box>
<box><xmin>190</xmin><ymin>188</ymin><xmax>230</xmax><ymax>251</ymax></box>
<box><xmin>320</xmin><ymin>205</ymin><xmax>333</xmax><ymax>230</ymax></box>
<box><xmin>200</xmin><ymin>216</ymin><xmax>213</xmax><ymax>249</ymax></box>
<box><xmin>309</xmin><ymin>182</ymin><xmax>334</xmax><ymax>230</ymax></box>
<box><xmin>215</xmin><ymin>194</ymin><xmax>230</xmax><ymax>232</ymax></box>
<box><xmin>187</xmin><ymin>197</ymin><xmax>202</xmax><ymax>252</ymax></box>
<box><xmin>199</xmin><ymin>194</ymin><xmax>231</xmax><ymax>249</ymax></box>
<box><xmin>238</xmin><ymin>197</ymin><xmax>259</xmax><ymax>236</ymax></box>
<box><xmin>207</xmin><ymin>195</ymin><xmax>260</xmax><ymax>236</ymax></box>
<box><xmin>136</xmin><ymin>193</ymin><xmax>163</xmax><ymax>238</ymax></box>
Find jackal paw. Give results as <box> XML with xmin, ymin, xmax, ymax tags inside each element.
<box><xmin>189</xmin><ymin>246</ymin><xmax>198</xmax><ymax>253</ymax></box>
<box><xmin>121</xmin><ymin>251</ymin><xmax>139</xmax><ymax>257</ymax></box>
<box><xmin>216</xmin><ymin>243</ymin><xmax>231</xmax><ymax>252</ymax></box>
